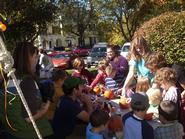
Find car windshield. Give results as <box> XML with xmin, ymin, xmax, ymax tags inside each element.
<box><xmin>54</xmin><ymin>53</ymin><xmax>70</xmax><ymax>59</ymax></box>
<box><xmin>122</xmin><ymin>45</ymin><xmax>130</xmax><ymax>52</ymax></box>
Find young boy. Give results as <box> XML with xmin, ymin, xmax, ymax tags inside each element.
<box><xmin>105</xmin><ymin>65</ymin><xmax>119</xmax><ymax>95</ymax></box>
<box><xmin>146</xmin><ymin>88</ymin><xmax>162</xmax><ymax>107</ymax></box>
<box><xmin>86</xmin><ymin>109</ymin><xmax>110</xmax><ymax>139</ymax></box>
<box><xmin>154</xmin><ymin>100</ymin><xmax>184</xmax><ymax>139</ymax></box>
<box><xmin>122</xmin><ymin>93</ymin><xmax>154</xmax><ymax>139</ymax></box>
<box><xmin>146</xmin><ymin>88</ymin><xmax>162</xmax><ymax>118</ymax></box>
<box><xmin>52</xmin><ymin>77</ymin><xmax>93</xmax><ymax>139</ymax></box>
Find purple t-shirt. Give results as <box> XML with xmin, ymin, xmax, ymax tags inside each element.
<box><xmin>109</xmin><ymin>56</ymin><xmax>128</xmax><ymax>76</ymax></box>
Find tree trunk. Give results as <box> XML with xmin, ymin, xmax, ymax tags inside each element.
<box><xmin>78</xmin><ymin>34</ymin><xmax>85</xmax><ymax>47</ymax></box>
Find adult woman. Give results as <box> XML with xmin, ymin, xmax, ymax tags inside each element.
<box><xmin>38</xmin><ymin>48</ymin><xmax>54</xmax><ymax>79</ymax></box>
<box><xmin>107</xmin><ymin>45</ymin><xmax>128</xmax><ymax>75</ymax></box>
<box><xmin>106</xmin><ymin>45</ymin><xmax>128</xmax><ymax>87</ymax></box>
<box><xmin>122</xmin><ymin>36</ymin><xmax>153</xmax><ymax>96</ymax></box>
<box><xmin>0</xmin><ymin>42</ymin><xmax>53</xmax><ymax>139</ymax></box>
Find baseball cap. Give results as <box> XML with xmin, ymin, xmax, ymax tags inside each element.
<box><xmin>63</xmin><ymin>76</ymin><xmax>86</xmax><ymax>90</ymax></box>
<box><xmin>131</xmin><ymin>93</ymin><xmax>149</xmax><ymax>111</ymax></box>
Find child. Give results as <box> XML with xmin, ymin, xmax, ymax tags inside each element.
<box><xmin>154</xmin><ymin>100</ymin><xmax>184</xmax><ymax>139</ymax></box>
<box><xmin>105</xmin><ymin>65</ymin><xmax>119</xmax><ymax>95</ymax></box>
<box><xmin>122</xmin><ymin>93</ymin><xmax>154</xmax><ymax>139</ymax></box>
<box><xmin>86</xmin><ymin>109</ymin><xmax>110</xmax><ymax>139</ymax></box>
<box><xmin>72</xmin><ymin>57</ymin><xmax>93</xmax><ymax>85</ymax></box>
<box><xmin>52</xmin><ymin>77</ymin><xmax>93</xmax><ymax>139</ymax></box>
<box><xmin>46</xmin><ymin>69</ymin><xmax>67</xmax><ymax>120</ymax></box>
<box><xmin>179</xmin><ymin>71</ymin><xmax>185</xmax><ymax>99</ymax></box>
<box><xmin>154</xmin><ymin>67</ymin><xmax>182</xmax><ymax>121</ymax></box>
<box><xmin>136</xmin><ymin>77</ymin><xmax>150</xmax><ymax>94</ymax></box>
<box><xmin>146</xmin><ymin>88</ymin><xmax>162</xmax><ymax>107</ymax></box>
<box><xmin>146</xmin><ymin>88</ymin><xmax>162</xmax><ymax>118</ymax></box>
<box><xmin>145</xmin><ymin>52</ymin><xmax>167</xmax><ymax>74</ymax></box>
<box><xmin>90</xmin><ymin>59</ymin><xmax>108</xmax><ymax>89</ymax></box>
<box><xmin>155</xmin><ymin>67</ymin><xmax>178</xmax><ymax>103</ymax></box>
<box><xmin>179</xmin><ymin>73</ymin><xmax>185</xmax><ymax>139</ymax></box>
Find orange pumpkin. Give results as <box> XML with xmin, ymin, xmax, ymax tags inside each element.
<box><xmin>108</xmin><ymin>115</ymin><xmax>123</xmax><ymax>132</ymax></box>
<box><xmin>103</xmin><ymin>89</ymin><xmax>114</xmax><ymax>99</ymax></box>
<box><xmin>144</xmin><ymin>113</ymin><xmax>154</xmax><ymax>121</ymax></box>
<box><xmin>119</xmin><ymin>97</ymin><xmax>131</xmax><ymax>109</ymax></box>
<box><xmin>0</xmin><ymin>22</ymin><xmax>6</xmax><ymax>32</ymax></box>
<box><xmin>93</xmin><ymin>86</ymin><xmax>101</xmax><ymax>95</ymax></box>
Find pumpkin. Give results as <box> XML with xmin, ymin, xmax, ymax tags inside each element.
<box><xmin>103</xmin><ymin>89</ymin><xmax>114</xmax><ymax>99</ymax></box>
<box><xmin>119</xmin><ymin>97</ymin><xmax>131</xmax><ymax>109</ymax></box>
<box><xmin>144</xmin><ymin>113</ymin><xmax>154</xmax><ymax>121</ymax></box>
<box><xmin>108</xmin><ymin>115</ymin><xmax>123</xmax><ymax>132</ymax></box>
<box><xmin>93</xmin><ymin>86</ymin><xmax>101</xmax><ymax>95</ymax></box>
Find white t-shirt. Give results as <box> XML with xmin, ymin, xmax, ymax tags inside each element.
<box><xmin>162</xmin><ymin>86</ymin><xmax>178</xmax><ymax>103</ymax></box>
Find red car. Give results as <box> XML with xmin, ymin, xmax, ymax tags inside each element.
<box><xmin>51</xmin><ymin>52</ymin><xmax>76</xmax><ymax>69</ymax></box>
<box><xmin>47</xmin><ymin>50</ymin><xmax>58</xmax><ymax>57</ymax></box>
<box><xmin>72</xmin><ymin>47</ymin><xmax>91</xmax><ymax>57</ymax></box>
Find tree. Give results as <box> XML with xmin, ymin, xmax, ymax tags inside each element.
<box><xmin>0</xmin><ymin>0</ymin><xmax>57</xmax><ymax>48</ymax></box>
<box><xmin>59</xmin><ymin>0</ymin><xmax>99</xmax><ymax>46</ymax></box>
<box><xmin>135</xmin><ymin>11</ymin><xmax>185</xmax><ymax>65</ymax></box>
<box><xmin>94</xmin><ymin>0</ymin><xmax>155</xmax><ymax>42</ymax></box>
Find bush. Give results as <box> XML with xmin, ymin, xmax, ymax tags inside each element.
<box><xmin>135</xmin><ymin>11</ymin><xmax>185</xmax><ymax>65</ymax></box>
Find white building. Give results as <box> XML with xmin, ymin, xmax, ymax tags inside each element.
<box><xmin>35</xmin><ymin>21</ymin><xmax>98</xmax><ymax>50</ymax></box>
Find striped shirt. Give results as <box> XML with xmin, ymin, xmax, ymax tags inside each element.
<box><xmin>105</xmin><ymin>77</ymin><xmax>119</xmax><ymax>93</ymax></box>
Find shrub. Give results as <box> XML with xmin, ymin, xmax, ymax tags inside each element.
<box><xmin>135</xmin><ymin>11</ymin><xmax>185</xmax><ymax>65</ymax></box>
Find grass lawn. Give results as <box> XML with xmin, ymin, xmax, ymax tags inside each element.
<box><xmin>66</xmin><ymin>67</ymin><xmax>97</xmax><ymax>76</ymax></box>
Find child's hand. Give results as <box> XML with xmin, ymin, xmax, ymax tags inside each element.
<box><xmin>84</xmin><ymin>85</ymin><xmax>91</xmax><ymax>93</ymax></box>
<box><xmin>115</xmin><ymin>89</ymin><xmax>122</xmax><ymax>97</ymax></box>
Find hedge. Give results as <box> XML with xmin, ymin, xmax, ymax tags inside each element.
<box><xmin>135</xmin><ymin>11</ymin><xmax>185</xmax><ymax>65</ymax></box>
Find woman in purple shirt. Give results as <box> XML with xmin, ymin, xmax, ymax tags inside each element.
<box><xmin>106</xmin><ymin>45</ymin><xmax>129</xmax><ymax>86</ymax></box>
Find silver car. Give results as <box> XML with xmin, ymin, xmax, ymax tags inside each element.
<box><xmin>86</xmin><ymin>43</ymin><xmax>107</xmax><ymax>67</ymax></box>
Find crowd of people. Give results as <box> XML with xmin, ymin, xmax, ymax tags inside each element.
<box><xmin>0</xmin><ymin>36</ymin><xmax>185</xmax><ymax>139</ymax></box>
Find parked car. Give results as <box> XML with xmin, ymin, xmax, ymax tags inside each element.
<box><xmin>120</xmin><ymin>42</ymin><xmax>130</xmax><ymax>59</ymax></box>
<box><xmin>47</xmin><ymin>50</ymin><xmax>59</xmax><ymax>57</ymax></box>
<box><xmin>72</xmin><ymin>47</ymin><xmax>91</xmax><ymax>57</ymax></box>
<box><xmin>51</xmin><ymin>52</ymin><xmax>76</xmax><ymax>69</ymax></box>
<box><xmin>86</xmin><ymin>42</ymin><xmax>107</xmax><ymax>67</ymax></box>
<box><xmin>53</xmin><ymin>46</ymin><xmax>65</xmax><ymax>51</ymax></box>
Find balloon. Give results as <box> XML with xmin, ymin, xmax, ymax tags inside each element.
<box><xmin>0</xmin><ymin>21</ymin><xmax>6</xmax><ymax>32</ymax></box>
